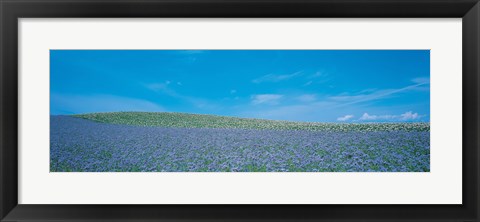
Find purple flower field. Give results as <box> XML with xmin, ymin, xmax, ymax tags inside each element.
<box><xmin>50</xmin><ymin>115</ymin><xmax>429</xmax><ymax>172</ymax></box>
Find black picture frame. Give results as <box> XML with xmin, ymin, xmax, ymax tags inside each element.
<box><xmin>1</xmin><ymin>0</ymin><xmax>479</xmax><ymax>221</ymax></box>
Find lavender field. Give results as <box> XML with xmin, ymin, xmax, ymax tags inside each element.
<box><xmin>50</xmin><ymin>112</ymin><xmax>430</xmax><ymax>172</ymax></box>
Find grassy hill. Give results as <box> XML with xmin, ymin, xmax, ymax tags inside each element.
<box><xmin>73</xmin><ymin>112</ymin><xmax>429</xmax><ymax>132</ymax></box>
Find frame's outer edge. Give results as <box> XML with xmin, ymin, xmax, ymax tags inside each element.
<box><xmin>463</xmin><ymin>2</ymin><xmax>480</xmax><ymax>221</ymax></box>
<box><xmin>1</xmin><ymin>0</ymin><xmax>5</xmax><ymax>219</ymax></box>
<box><xmin>0</xmin><ymin>0</ymin><xmax>19</xmax><ymax>221</ymax></box>
<box><xmin>476</xmin><ymin>3</ymin><xmax>480</xmax><ymax>221</ymax></box>
<box><xmin>0</xmin><ymin>0</ymin><xmax>478</xmax><ymax>18</ymax></box>
<box><xmin>0</xmin><ymin>0</ymin><xmax>4</xmax><ymax>218</ymax></box>
<box><xmin>0</xmin><ymin>0</ymin><xmax>479</xmax><ymax>222</ymax></box>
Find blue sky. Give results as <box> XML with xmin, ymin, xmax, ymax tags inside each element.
<box><xmin>50</xmin><ymin>50</ymin><xmax>430</xmax><ymax>122</ymax></box>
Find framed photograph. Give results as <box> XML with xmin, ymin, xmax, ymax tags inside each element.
<box><xmin>1</xmin><ymin>0</ymin><xmax>479</xmax><ymax>221</ymax></box>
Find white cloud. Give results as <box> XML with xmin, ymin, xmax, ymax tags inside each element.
<box><xmin>251</xmin><ymin>94</ymin><xmax>283</xmax><ymax>105</ymax></box>
<box><xmin>297</xmin><ymin>94</ymin><xmax>317</xmax><ymax>102</ymax></box>
<box><xmin>337</xmin><ymin>115</ymin><xmax>354</xmax><ymax>121</ymax></box>
<box><xmin>358</xmin><ymin>111</ymin><xmax>423</xmax><ymax>121</ymax></box>
<box><xmin>400</xmin><ymin>111</ymin><xmax>420</xmax><ymax>120</ymax></box>
<box><xmin>252</xmin><ymin>71</ymin><xmax>302</xmax><ymax>83</ymax></box>
<box><xmin>360</xmin><ymin>113</ymin><xmax>377</xmax><ymax>120</ymax></box>
<box><xmin>359</xmin><ymin>113</ymin><xmax>396</xmax><ymax>121</ymax></box>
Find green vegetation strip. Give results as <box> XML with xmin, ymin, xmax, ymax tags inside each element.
<box><xmin>73</xmin><ymin>112</ymin><xmax>430</xmax><ymax>132</ymax></box>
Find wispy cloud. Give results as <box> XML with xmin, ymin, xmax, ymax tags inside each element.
<box><xmin>337</xmin><ymin>115</ymin><xmax>354</xmax><ymax>121</ymax></box>
<box><xmin>230</xmin><ymin>89</ymin><xmax>237</xmax><ymax>94</ymax></box>
<box><xmin>411</xmin><ymin>77</ymin><xmax>430</xmax><ymax>84</ymax></box>
<box><xmin>303</xmin><ymin>81</ymin><xmax>313</xmax><ymax>86</ymax></box>
<box><xmin>252</xmin><ymin>71</ymin><xmax>302</xmax><ymax>84</ymax></box>
<box><xmin>302</xmin><ymin>71</ymin><xmax>332</xmax><ymax>85</ymax></box>
<box><xmin>308</xmin><ymin>71</ymin><xmax>324</xmax><ymax>79</ymax></box>
<box><xmin>358</xmin><ymin>111</ymin><xmax>422</xmax><ymax>121</ymax></box>
<box><xmin>145</xmin><ymin>82</ymin><xmax>178</xmax><ymax>97</ymax></box>
<box><xmin>145</xmin><ymin>81</ymin><xmax>218</xmax><ymax>110</ymax></box>
<box><xmin>410</xmin><ymin>77</ymin><xmax>430</xmax><ymax>92</ymax></box>
<box><xmin>330</xmin><ymin>81</ymin><xmax>428</xmax><ymax>107</ymax></box>
<box><xmin>251</xmin><ymin>94</ymin><xmax>283</xmax><ymax>105</ymax></box>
